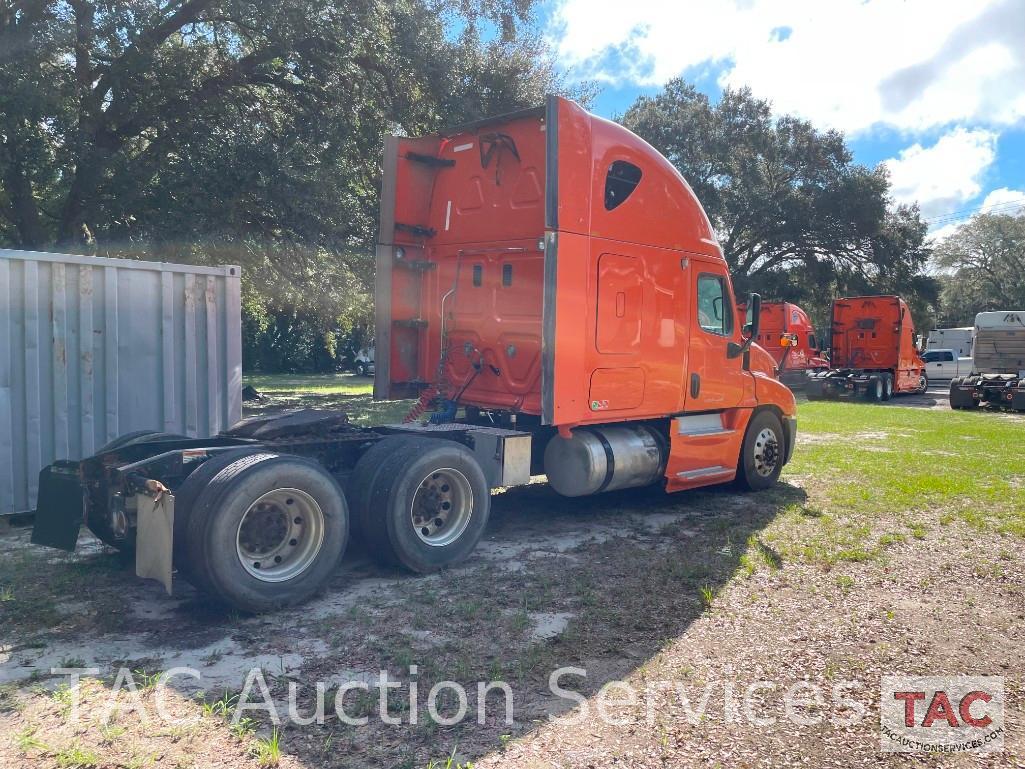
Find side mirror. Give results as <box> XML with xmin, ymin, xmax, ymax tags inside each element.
<box><xmin>728</xmin><ymin>293</ymin><xmax>761</xmax><ymax>359</ymax></box>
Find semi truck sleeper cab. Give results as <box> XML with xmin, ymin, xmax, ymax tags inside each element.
<box><xmin>31</xmin><ymin>96</ymin><xmax>797</xmax><ymax>612</ymax></box>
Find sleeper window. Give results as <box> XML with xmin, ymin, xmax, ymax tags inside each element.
<box><xmin>604</xmin><ymin>161</ymin><xmax>642</xmax><ymax>210</ymax></box>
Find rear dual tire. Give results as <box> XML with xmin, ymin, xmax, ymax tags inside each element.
<box><xmin>866</xmin><ymin>375</ymin><xmax>894</xmax><ymax>402</ymax></box>
<box><xmin>352</xmin><ymin>436</ymin><xmax>490</xmax><ymax>574</ymax></box>
<box><xmin>183</xmin><ymin>453</ymin><xmax>348</xmax><ymax>612</ymax></box>
<box><xmin>949</xmin><ymin>380</ymin><xmax>977</xmax><ymax>410</ymax></box>
<box><xmin>866</xmin><ymin>377</ymin><xmax>885</xmax><ymax>402</ymax></box>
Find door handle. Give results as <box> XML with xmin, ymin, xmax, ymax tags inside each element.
<box><xmin>690</xmin><ymin>373</ymin><xmax>701</xmax><ymax>398</ymax></box>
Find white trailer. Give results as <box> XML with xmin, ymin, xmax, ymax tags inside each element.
<box><xmin>926</xmin><ymin>327</ymin><xmax>974</xmax><ymax>358</ymax></box>
<box><xmin>950</xmin><ymin>311</ymin><xmax>1025</xmax><ymax>411</ymax></box>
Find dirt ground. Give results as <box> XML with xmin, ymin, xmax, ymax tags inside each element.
<box><xmin>1</xmin><ymin>400</ymin><xmax>1023</xmax><ymax>768</ymax></box>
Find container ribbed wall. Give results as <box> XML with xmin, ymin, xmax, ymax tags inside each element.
<box><xmin>0</xmin><ymin>249</ymin><xmax>242</xmax><ymax>515</ymax></box>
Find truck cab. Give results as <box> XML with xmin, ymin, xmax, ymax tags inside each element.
<box><xmin>807</xmin><ymin>295</ymin><xmax>927</xmax><ymax>401</ymax></box>
<box><xmin>377</xmin><ymin>95</ymin><xmax>797</xmax><ymax>494</ymax></box>
<box><xmin>736</xmin><ymin>301</ymin><xmax>829</xmax><ymax>387</ymax></box>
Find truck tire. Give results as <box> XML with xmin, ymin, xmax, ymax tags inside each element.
<box><xmin>736</xmin><ymin>410</ymin><xmax>785</xmax><ymax>491</ymax></box>
<box><xmin>362</xmin><ymin>438</ymin><xmax>490</xmax><ymax>573</ymax></box>
<box><xmin>806</xmin><ymin>378</ymin><xmax>824</xmax><ymax>401</ymax></box>
<box><xmin>356</xmin><ymin>362</ymin><xmax>367</xmax><ymax>377</ymax></box>
<box><xmin>171</xmin><ymin>447</ymin><xmax>267</xmax><ymax>585</ymax></box>
<box><xmin>867</xmin><ymin>377</ymin><xmax>884</xmax><ymax>402</ymax></box>
<box><xmin>348</xmin><ymin>435</ymin><xmax>434</xmax><ymax>561</ymax></box>
<box><xmin>882</xmin><ymin>374</ymin><xmax>894</xmax><ymax>401</ymax></box>
<box><xmin>184</xmin><ymin>453</ymin><xmax>348</xmax><ymax>612</ymax></box>
<box><xmin>917</xmin><ymin>373</ymin><xmax>929</xmax><ymax>394</ymax></box>
<box><xmin>86</xmin><ymin>431</ymin><xmax>188</xmax><ymax>552</ymax></box>
<box><xmin>949</xmin><ymin>381</ymin><xmax>971</xmax><ymax>410</ymax></box>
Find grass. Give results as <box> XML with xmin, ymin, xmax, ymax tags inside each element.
<box><xmin>252</xmin><ymin>727</ymin><xmax>282</xmax><ymax>767</ymax></box>
<box><xmin>789</xmin><ymin>402</ymin><xmax>1025</xmax><ymax>528</ymax></box>
<box><xmin>54</xmin><ymin>742</ymin><xmax>102</xmax><ymax>768</ymax></box>
<box><xmin>241</xmin><ymin>372</ymin><xmax>411</xmax><ymax>425</ymax></box>
<box><xmin>772</xmin><ymin>401</ymin><xmax>1025</xmax><ymax>567</ymax></box>
<box><xmin>244</xmin><ymin>372</ymin><xmax>373</xmax><ymax>396</ymax></box>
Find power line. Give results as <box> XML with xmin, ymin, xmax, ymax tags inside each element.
<box><xmin>923</xmin><ymin>196</ymin><xmax>1025</xmax><ymax>224</ymax></box>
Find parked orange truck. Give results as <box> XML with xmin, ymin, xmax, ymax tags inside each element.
<box><xmin>807</xmin><ymin>295</ymin><xmax>927</xmax><ymax>401</ymax></box>
<box><xmin>736</xmin><ymin>301</ymin><xmax>829</xmax><ymax>388</ymax></box>
<box><xmin>31</xmin><ymin>97</ymin><xmax>797</xmax><ymax>611</ymax></box>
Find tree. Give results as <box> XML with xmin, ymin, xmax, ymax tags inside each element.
<box><xmin>0</xmin><ymin>0</ymin><xmax>574</xmax><ymax>371</ymax></box>
<box><xmin>619</xmin><ymin>80</ymin><xmax>937</xmax><ymax>330</ymax></box>
<box><xmin>935</xmin><ymin>213</ymin><xmax>1025</xmax><ymax>326</ymax></box>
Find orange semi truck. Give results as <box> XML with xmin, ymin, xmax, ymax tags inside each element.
<box><xmin>807</xmin><ymin>295</ymin><xmax>927</xmax><ymax>401</ymax></box>
<box><xmin>30</xmin><ymin>97</ymin><xmax>797</xmax><ymax>612</ymax></box>
<box><xmin>736</xmin><ymin>301</ymin><xmax>829</xmax><ymax>387</ymax></box>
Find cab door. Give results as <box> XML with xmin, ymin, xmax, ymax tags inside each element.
<box><xmin>684</xmin><ymin>266</ymin><xmax>747</xmax><ymax>410</ymax></box>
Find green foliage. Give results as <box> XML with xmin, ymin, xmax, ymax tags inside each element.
<box><xmin>0</xmin><ymin>0</ymin><xmax>568</xmax><ymax>371</ymax></box>
<box><xmin>934</xmin><ymin>213</ymin><xmax>1025</xmax><ymax>326</ymax></box>
<box><xmin>620</xmin><ymin>81</ymin><xmax>938</xmax><ymax>333</ymax></box>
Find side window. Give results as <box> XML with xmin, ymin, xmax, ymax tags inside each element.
<box><xmin>923</xmin><ymin>351</ymin><xmax>939</xmax><ymax>363</ymax></box>
<box><xmin>604</xmin><ymin>160</ymin><xmax>642</xmax><ymax>211</ymax></box>
<box><xmin>696</xmin><ymin>274</ymin><xmax>734</xmax><ymax>337</ymax></box>
<box><xmin>941</xmin><ymin>351</ymin><xmax>954</xmax><ymax>362</ymax></box>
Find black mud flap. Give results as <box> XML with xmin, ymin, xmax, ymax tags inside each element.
<box><xmin>30</xmin><ymin>461</ymin><xmax>85</xmax><ymax>551</ymax></box>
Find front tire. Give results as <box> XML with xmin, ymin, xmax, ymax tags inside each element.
<box><xmin>882</xmin><ymin>374</ymin><xmax>894</xmax><ymax>401</ymax></box>
<box><xmin>736</xmin><ymin>411</ymin><xmax>785</xmax><ymax>491</ymax></box>
<box><xmin>185</xmin><ymin>453</ymin><xmax>348</xmax><ymax>612</ymax></box>
<box><xmin>363</xmin><ymin>438</ymin><xmax>490</xmax><ymax>573</ymax></box>
<box><xmin>918</xmin><ymin>373</ymin><xmax>929</xmax><ymax>394</ymax></box>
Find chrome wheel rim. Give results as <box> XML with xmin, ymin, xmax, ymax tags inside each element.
<box><xmin>236</xmin><ymin>488</ymin><xmax>325</xmax><ymax>582</ymax></box>
<box><xmin>752</xmin><ymin>427</ymin><xmax>780</xmax><ymax>477</ymax></box>
<box><xmin>410</xmin><ymin>468</ymin><xmax>473</xmax><ymax>547</ymax></box>
<box><xmin>919</xmin><ymin>375</ymin><xmax>928</xmax><ymax>392</ymax></box>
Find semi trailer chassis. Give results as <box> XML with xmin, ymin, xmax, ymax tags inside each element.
<box><xmin>950</xmin><ymin>374</ymin><xmax>1025</xmax><ymax>412</ymax></box>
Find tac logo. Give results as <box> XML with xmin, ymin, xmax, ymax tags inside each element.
<box><xmin>590</xmin><ymin>399</ymin><xmax>610</xmax><ymax>411</ymax></box>
<box><xmin>880</xmin><ymin>676</ymin><xmax>1004</xmax><ymax>753</ymax></box>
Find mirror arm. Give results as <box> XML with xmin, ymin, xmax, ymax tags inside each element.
<box><xmin>728</xmin><ymin>292</ymin><xmax>761</xmax><ymax>359</ymax></box>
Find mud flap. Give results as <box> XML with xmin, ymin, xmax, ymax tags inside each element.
<box><xmin>30</xmin><ymin>462</ymin><xmax>85</xmax><ymax>551</ymax></box>
<box><xmin>135</xmin><ymin>493</ymin><xmax>175</xmax><ymax>596</ymax></box>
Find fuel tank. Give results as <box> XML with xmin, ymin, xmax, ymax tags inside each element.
<box><xmin>544</xmin><ymin>424</ymin><xmax>667</xmax><ymax>497</ymax></box>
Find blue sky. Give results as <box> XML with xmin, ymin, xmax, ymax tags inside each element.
<box><xmin>534</xmin><ymin>0</ymin><xmax>1025</xmax><ymax>238</ymax></box>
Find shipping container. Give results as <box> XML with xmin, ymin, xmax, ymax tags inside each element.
<box><xmin>0</xmin><ymin>249</ymin><xmax>242</xmax><ymax>515</ymax></box>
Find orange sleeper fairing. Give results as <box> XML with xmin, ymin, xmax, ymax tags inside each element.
<box><xmin>830</xmin><ymin>296</ymin><xmax>925</xmax><ymax>393</ymax></box>
<box><xmin>376</xmin><ymin>96</ymin><xmax>796</xmax><ymax>490</ymax></box>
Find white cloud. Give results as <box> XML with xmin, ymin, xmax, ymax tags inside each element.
<box><xmin>979</xmin><ymin>187</ymin><xmax>1025</xmax><ymax>215</ymax></box>
<box><xmin>882</xmin><ymin>129</ymin><xmax>997</xmax><ymax>219</ymax></box>
<box><xmin>925</xmin><ymin>221</ymin><xmax>963</xmax><ymax>244</ymax></box>
<box><xmin>549</xmin><ymin>0</ymin><xmax>1025</xmax><ymax>134</ymax></box>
